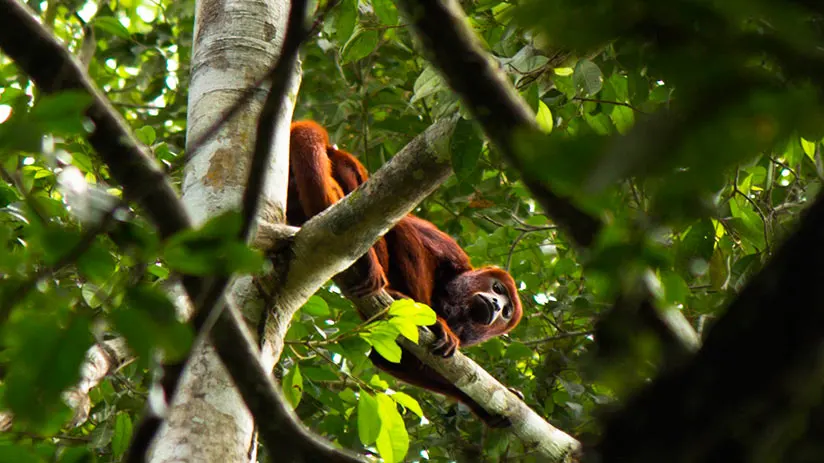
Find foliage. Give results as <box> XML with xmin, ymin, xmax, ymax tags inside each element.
<box><xmin>1</xmin><ymin>0</ymin><xmax>823</xmax><ymax>461</ymax></box>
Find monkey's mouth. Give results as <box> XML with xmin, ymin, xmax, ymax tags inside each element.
<box><xmin>470</xmin><ymin>294</ymin><xmax>497</xmax><ymax>325</ymax></box>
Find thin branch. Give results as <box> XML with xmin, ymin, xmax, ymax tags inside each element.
<box><xmin>573</xmin><ymin>96</ymin><xmax>646</xmax><ymax>114</ymax></box>
<box><xmin>522</xmin><ymin>331</ymin><xmax>593</xmax><ymax>346</ymax></box>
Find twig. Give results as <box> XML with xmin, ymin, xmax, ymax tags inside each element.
<box><xmin>522</xmin><ymin>330</ymin><xmax>593</xmax><ymax>346</ymax></box>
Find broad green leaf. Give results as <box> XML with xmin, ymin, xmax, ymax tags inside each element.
<box><xmin>728</xmin><ymin>197</ymin><xmax>766</xmax><ymax>251</ymax></box>
<box><xmin>411</xmin><ymin>66</ymin><xmax>444</xmax><ymax>103</ymax></box>
<box><xmin>301</xmin><ymin>295</ymin><xmax>331</xmax><ymax>316</ymax></box>
<box><xmin>136</xmin><ymin>125</ymin><xmax>157</xmax><ymax>145</ymax></box>
<box><xmin>504</xmin><ymin>342</ymin><xmax>534</xmax><ymax>360</ymax></box>
<box><xmin>4</xmin><ymin>312</ymin><xmax>93</xmax><ymax>432</ymax></box>
<box><xmin>38</xmin><ymin>227</ymin><xmax>81</xmax><ymax>265</ymax></box>
<box><xmin>357</xmin><ymin>390</ymin><xmax>381</xmax><ymax>445</ymax></box>
<box><xmin>390</xmin><ymin>391</ymin><xmax>424</xmax><ymax>418</ymax></box>
<box><xmin>610</xmin><ymin>105</ymin><xmax>634</xmax><ymax>134</ymax></box>
<box><xmin>0</xmin><ymin>444</ymin><xmax>41</xmax><ymax>463</ymax></box>
<box><xmin>369</xmin><ymin>374</ymin><xmax>390</xmax><ymax>390</ymax></box>
<box><xmin>342</xmin><ymin>27</ymin><xmax>378</xmax><ymax>64</ymax></box>
<box><xmin>450</xmin><ymin>118</ymin><xmax>483</xmax><ymax>182</ymax></box>
<box><xmin>111</xmin><ymin>412</ymin><xmax>133</xmax><ymax>458</ymax></box>
<box><xmin>387</xmin><ymin>299</ymin><xmax>437</xmax><ymax>325</ymax></box>
<box><xmin>92</xmin><ymin>16</ymin><xmax>132</xmax><ymax>39</ymax></box>
<box><xmin>76</xmin><ymin>239</ymin><xmax>116</xmax><ymax>283</ymax></box>
<box><xmin>372</xmin><ymin>0</ymin><xmax>398</xmax><ymax>25</ymax></box>
<box><xmin>801</xmin><ymin>137</ymin><xmax>817</xmax><ymax>161</ymax></box>
<box><xmin>364</xmin><ymin>333</ymin><xmax>402</xmax><ymax>363</ymax></box>
<box><xmin>659</xmin><ymin>270</ymin><xmax>690</xmax><ymax>304</ymax></box>
<box><xmin>58</xmin><ymin>447</ymin><xmax>94</xmax><ymax>463</ymax></box>
<box><xmin>573</xmin><ymin>59</ymin><xmax>603</xmax><ymax>96</ymax></box>
<box><xmin>111</xmin><ymin>285</ymin><xmax>193</xmax><ymax>362</ymax></box>
<box><xmin>388</xmin><ymin>317</ymin><xmax>419</xmax><ymax>343</ymax></box>
<box><xmin>375</xmin><ymin>393</ymin><xmax>409</xmax><ymax>463</ymax></box>
<box><xmin>536</xmin><ymin>100</ymin><xmax>553</xmax><ymax>133</ymax></box>
<box><xmin>29</xmin><ymin>91</ymin><xmax>92</xmax><ymax>135</ymax></box>
<box><xmin>162</xmin><ymin>211</ymin><xmax>264</xmax><ymax>275</ymax></box>
<box><xmin>584</xmin><ymin>112</ymin><xmax>613</xmax><ymax>135</ymax></box>
<box><xmin>334</xmin><ymin>0</ymin><xmax>358</xmax><ymax>44</ymax></box>
<box><xmin>283</xmin><ymin>364</ymin><xmax>303</xmax><ymax>408</ymax></box>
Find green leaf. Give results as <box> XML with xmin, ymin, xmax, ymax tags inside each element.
<box><xmin>450</xmin><ymin>118</ymin><xmax>483</xmax><ymax>182</ymax></box>
<box><xmin>728</xmin><ymin>197</ymin><xmax>766</xmax><ymax>251</ymax></box>
<box><xmin>390</xmin><ymin>391</ymin><xmax>424</xmax><ymax>418</ymax></box>
<box><xmin>676</xmin><ymin>219</ymin><xmax>715</xmax><ymax>273</ymax></box>
<box><xmin>375</xmin><ymin>393</ymin><xmax>409</xmax><ymax>463</ymax></box>
<box><xmin>58</xmin><ymin>447</ymin><xmax>94</xmax><ymax>463</ymax></box>
<box><xmin>387</xmin><ymin>299</ymin><xmax>437</xmax><ymax>325</ymax></box>
<box><xmin>342</xmin><ymin>27</ymin><xmax>378</xmax><ymax>64</ymax></box>
<box><xmin>136</xmin><ymin>125</ymin><xmax>157</xmax><ymax>145</ymax></box>
<box><xmin>584</xmin><ymin>112</ymin><xmax>613</xmax><ymax>135</ymax></box>
<box><xmin>76</xmin><ymin>239</ymin><xmax>116</xmax><ymax>283</ymax></box>
<box><xmin>111</xmin><ymin>285</ymin><xmax>193</xmax><ymax>362</ymax></box>
<box><xmin>92</xmin><ymin>16</ymin><xmax>132</xmax><ymax>39</ymax></box>
<box><xmin>609</xmin><ymin>105</ymin><xmax>634</xmax><ymax>134</ymax></box>
<box><xmin>368</xmin><ymin>374</ymin><xmax>390</xmax><ymax>390</ymax></box>
<box><xmin>301</xmin><ymin>295</ymin><xmax>331</xmax><ymax>316</ymax></box>
<box><xmin>162</xmin><ymin>211</ymin><xmax>264</xmax><ymax>275</ymax></box>
<box><xmin>504</xmin><ymin>342</ymin><xmax>534</xmax><ymax>360</ymax></box>
<box><xmin>357</xmin><ymin>390</ymin><xmax>381</xmax><ymax>445</ymax></box>
<box><xmin>38</xmin><ymin>227</ymin><xmax>81</xmax><ymax>265</ymax></box>
<box><xmin>29</xmin><ymin>91</ymin><xmax>92</xmax><ymax>135</ymax></box>
<box><xmin>801</xmin><ymin>137</ymin><xmax>817</xmax><ymax>162</ymax></box>
<box><xmin>536</xmin><ymin>100</ymin><xmax>553</xmax><ymax>133</ymax></box>
<box><xmin>363</xmin><ymin>330</ymin><xmax>402</xmax><ymax>363</ymax></box>
<box><xmin>4</xmin><ymin>312</ymin><xmax>93</xmax><ymax>432</ymax></box>
<box><xmin>573</xmin><ymin>59</ymin><xmax>603</xmax><ymax>96</ymax></box>
<box><xmin>0</xmin><ymin>444</ymin><xmax>41</xmax><ymax>463</ymax></box>
<box><xmin>411</xmin><ymin>66</ymin><xmax>444</xmax><ymax>103</ymax></box>
<box><xmin>283</xmin><ymin>364</ymin><xmax>303</xmax><ymax>408</ymax></box>
<box><xmin>111</xmin><ymin>412</ymin><xmax>133</xmax><ymax>458</ymax></box>
<box><xmin>372</xmin><ymin>0</ymin><xmax>398</xmax><ymax>25</ymax></box>
<box><xmin>334</xmin><ymin>0</ymin><xmax>357</xmax><ymax>44</ymax></box>
<box><xmin>388</xmin><ymin>317</ymin><xmax>419</xmax><ymax>343</ymax></box>
<box><xmin>659</xmin><ymin>270</ymin><xmax>690</xmax><ymax>305</ymax></box>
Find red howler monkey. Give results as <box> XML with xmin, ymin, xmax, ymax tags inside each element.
<box><xmin>287</xmin><ymin>120</ymin><xmax>523</xmax><ymax>427</ymax></box>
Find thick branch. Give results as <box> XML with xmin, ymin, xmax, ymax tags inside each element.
<box><xmin>394</xmin><ymin>0</ymin><xmax>699</xmax><ymax>359</ymax></box>
<box><xmin>598</xmin><ymin>193</ymin><xmax>824</xmax><ymax>462</ymax></box>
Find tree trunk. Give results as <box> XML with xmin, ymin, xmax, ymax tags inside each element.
<box><xmin>149</xmin><ymin>0</ymin><xmax>297</xmax><ymax>460</ymax></box>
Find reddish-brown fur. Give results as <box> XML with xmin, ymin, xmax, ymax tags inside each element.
<box><xmin>288</xmin><ymin>120</ymin><xmax>523</xmax><ymax>426</ymax></box>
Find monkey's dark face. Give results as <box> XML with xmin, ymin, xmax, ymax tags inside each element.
<box><xmin>441</xmin><ymin>267</ymin><xmax>522</xmax><ymax>346</ymax></box>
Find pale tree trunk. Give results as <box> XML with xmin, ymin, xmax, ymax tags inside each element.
<box><xmin>149</xmin><ymin>0</ymin><xmax>298</xmax><ymax>460</ymax></box>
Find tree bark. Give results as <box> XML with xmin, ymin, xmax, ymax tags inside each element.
<box><xmin>149</xmin><ymin>0</ymin><xmax>298</xmax><ymax>460</ymax></box>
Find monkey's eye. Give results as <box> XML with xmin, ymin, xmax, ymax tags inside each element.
<box><xmin>502</xmin><ymin>305</ymin><xmax>513</xmax><ymax>319</ymax></box>
<box><xmin>492</xmin><ymin>281</ymin><xmax>507</xmax><ymax>295</ymax></box>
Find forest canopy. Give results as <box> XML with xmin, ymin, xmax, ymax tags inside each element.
<box><xmin>1</xmin><ymin>0</ymin><xmax>824</xmax><ymax>462</ymax></box>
